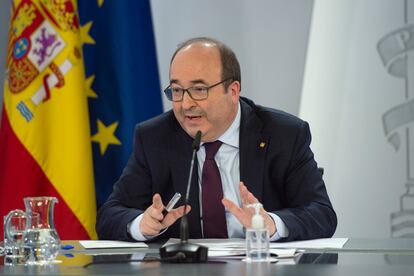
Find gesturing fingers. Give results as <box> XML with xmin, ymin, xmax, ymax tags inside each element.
<box><xmin>140</xmin><ymin>210</ymin><xmax>164</xmax><ymax>236</ymax></box>
<box><xmin>152</xmin><ymin>193</ymin><xmax>164</xmax><ymax>210</ymax></box>
<box><xmin>224</xmin><ymin>183</ymin><xmax>275</xmax><ymax>232</ymax></box>
<box><xmin>139</xmin><ymin>194</ymin><xmax>166</xmax><ymax>236</ymax></box>
<box><xmin>239</xmin><ymin>182</ymin><xmax>259</xmax><ymax>207</ymax></box>
<box><xmin>222</xmin><ymin>198</ymin><xmax>251</xmax><ymax>227</ymax></box>
<box><xmin>162</xmin><ymin>205</ymin><xmax>191</xmax><ymax>228</ymax></box>
<box><xmin>143</xmin><ymin>214</ymin><xmax>163</xmax><ymax>231</ymax></box>
<box><xmin>239</xmin><ymin>182</ymin><xmax>249</xmax><ymax>206</ymax></box>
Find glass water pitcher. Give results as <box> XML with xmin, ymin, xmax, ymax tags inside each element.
<box><xmin>4</xmin><ymin>197</ymin><xmax>61</xmax><ymax>265</ymax></box>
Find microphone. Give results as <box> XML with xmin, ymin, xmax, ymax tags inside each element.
<box><xmin>159</xmin><ymin>130</ymin><xmax>208</xmax><ymax>263</ymax></box>
<box><xmin>181</xmin><ymin>130</ymin><xmax>201</xmax><ymax>242</ymax></box>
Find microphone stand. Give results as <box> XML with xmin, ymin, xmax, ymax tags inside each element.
<box><xmin>159</xmin><ymin>131</ymin><xmax>208</xmax><ymax>263</ymax></box>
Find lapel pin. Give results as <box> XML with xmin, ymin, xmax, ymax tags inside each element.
<box><xmin>259</xmin><ymin>142</ymin><xmax>266</xmax><ymax>148</ymax></box>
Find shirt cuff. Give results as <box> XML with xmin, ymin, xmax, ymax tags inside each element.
<box><xmin>127</xmin><ymin>213</ymin><xmax>167</xmax><ymax>241</ymax></box>
<box><xmin>267</xmin><ymin>212</ymin><xmax>289</xmax><ymax>241</ymax></box>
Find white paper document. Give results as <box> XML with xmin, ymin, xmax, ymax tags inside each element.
<box><xmin>164</xmin><ymin>237</ymin><xmax>348</xmax><ymax>258</ymax></box>
<box><xmin>166</xmin><ymin>238</ymin><xmax>347</xmax><ymax>249</ymax></box>
<box><xmin>206</xmin><ymin>248</ymin><xmax>297</xmax><ymax>258</ymax></box>
<box><xmin>164</xmin><ymin>239</ymin><xmax>298</xmax><ymax>258</ymax></box>
<box><xmin>79</xmin><ymin>240</ymin><xmax>148</xmax><ymax>249</ymax></box>
<box><xmin>270</xmin><ymin>238</ymin><xmax>348</xmax><ymax>249</ymax></box>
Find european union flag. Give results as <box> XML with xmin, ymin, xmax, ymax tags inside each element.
<box><xmin>78</xmin><ymin>0</ymin><xmax>163</xmax><ymax>208</ymax></box>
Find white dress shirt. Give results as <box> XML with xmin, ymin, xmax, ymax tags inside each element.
<box><xmin>129</xmin><ymin>102</ymin><xmax>289</xmax><ymax>241</ymax></box>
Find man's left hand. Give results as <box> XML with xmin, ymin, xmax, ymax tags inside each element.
<box><xmin>222</xmin><ymin>182</ymin><xmax>276</xmax><ymax>236</ymax></box>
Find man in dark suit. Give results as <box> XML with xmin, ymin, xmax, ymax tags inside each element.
<box><xmin>96</xmin><ymin>37</ymin><xmax>337</xmax><ymax>242</ymax></box>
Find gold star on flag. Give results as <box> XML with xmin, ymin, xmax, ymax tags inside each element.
<box><xmin>91</xmin><ymin>120</ymin><xmax>121</xmax><ymax>155</ymax></box>
<box><xmin>85</xmin><ymin>75</ymin><xmax>98</xmax><ymax>98</ymax></box>
<box><xmin>80</xmin><ymin>21</ymin><xmax>95</xmax><ymax>45</ymax></box>
<box><xmin>98</xmin><ymin>0</ymin><xmax>104</xmax><ymax>7</ymax></box>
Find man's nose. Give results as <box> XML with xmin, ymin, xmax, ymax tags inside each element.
<box><xmin>181</xmin><ymin>91</ymin><xmax>196</xmax><ymax>110</ymax></box>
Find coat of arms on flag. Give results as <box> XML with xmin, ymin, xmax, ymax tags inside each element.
<box><xmin>7</xmin><ymin>0</ymin><xmax>81</xmax><ymax>122</ymax></box>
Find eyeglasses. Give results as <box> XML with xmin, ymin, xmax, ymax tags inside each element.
<box><xmin>163</xmin><ymin>78</ymin><xmax>232</xmax><ymax>102</ymax></box>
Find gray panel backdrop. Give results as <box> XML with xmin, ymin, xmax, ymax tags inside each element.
<box><xmin>150</xmin><ymin>0</ymin><xmax>313</xmax><ymax>115</ymax></box>
<box><xmin>301</xmin><ymin>0</ymin><xmax>414</xmax><ymax>238</ymax></box>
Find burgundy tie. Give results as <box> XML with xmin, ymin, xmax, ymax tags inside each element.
<box><xmin>202</xmin><ymin>141</ymin><xmax>228</xmax><ymax>238</ymax></box>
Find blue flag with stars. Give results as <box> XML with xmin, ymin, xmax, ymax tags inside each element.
<box><xmin>78</xmin><ymin>0</ymin><xmax>163</xmax><ymax>208</ymax></box>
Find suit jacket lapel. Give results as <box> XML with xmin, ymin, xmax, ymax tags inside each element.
<box><xmin>169</xmin><ymin>127</ymin><xmax>193</xmax><ymax>196</ymax></box>
<box><xmin>239</xmin><ymin>99</ymin><xmax>269</xmax><ymax>203</ymax></box>
<box><xmin>168</xmin><ymin>123</ymin><xmax>202</xmax><ymax>237</ymax></box>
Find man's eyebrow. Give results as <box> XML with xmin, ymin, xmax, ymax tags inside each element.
<box><xmin>169</xmin><ymin>79</ymin><xmax>208</xmax><ymax>86</ymax></box>
<box><xmin>189</xmin><ymin>79</ymin><xmax>207</xmax><ymax>85</ymax></box>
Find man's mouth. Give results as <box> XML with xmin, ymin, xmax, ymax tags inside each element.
<box><xmin>186</xmin><ymin>115</ymin><xmax>202</xmax><ymax>120</ymax></box>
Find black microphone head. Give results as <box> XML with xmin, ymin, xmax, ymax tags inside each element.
<box><xmin>192</xmin><ymin>131</ymin><xmax>202</xmax><ymax>151</ymax></box>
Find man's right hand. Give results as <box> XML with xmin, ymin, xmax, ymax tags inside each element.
<box><xmin>139</xmin><ymin>193</ymin><xmax>191</xmax><ymax>237</ymax></box>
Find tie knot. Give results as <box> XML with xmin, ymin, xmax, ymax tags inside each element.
<box><xmin>204</xmin><ymin>140</ymin><xmax>222</xmax><ymax>160</ymax></box>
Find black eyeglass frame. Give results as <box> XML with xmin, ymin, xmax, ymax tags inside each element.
<box><xmin>163</xmin><ymin>77</ymin><xmax>233</xmax><ymax>102</ymax></box>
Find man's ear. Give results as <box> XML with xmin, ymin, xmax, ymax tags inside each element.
<box><xmin>229</xmin><ymin>81</ymin><xmax>241</xmax><ymax>103</ymax></box>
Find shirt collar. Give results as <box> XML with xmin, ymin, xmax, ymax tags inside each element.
<box><xmin>216</xmin><ymin>101</ymin><xmax>240</xmax><ymax>148</ymax></box>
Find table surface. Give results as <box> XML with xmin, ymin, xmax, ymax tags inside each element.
<box><xmin>1</xmin><ymin>238</ymin><xmax>414</xmax><ymax>275</ymax></box>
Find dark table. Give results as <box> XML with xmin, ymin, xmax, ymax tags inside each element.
<box><xmin>1</xmin><ymin>238</ymin><xmax>414</xmax><ymax>275</ymax></box>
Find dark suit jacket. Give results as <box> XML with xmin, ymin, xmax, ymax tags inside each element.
<box><xmin>96</xmin><ymin>97</ymin><xmax>337</xmax><ymax>241</ymax></box>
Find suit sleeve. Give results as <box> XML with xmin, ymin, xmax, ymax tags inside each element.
<box><xmin>96</xmin><ymin>125</ymin><xmax>153</xmax><ymax>241</ymax></box>
<box><xmin>273</xmin><ymin>121</ymin><xmax>337</xmax><ymax>241</ymax></box>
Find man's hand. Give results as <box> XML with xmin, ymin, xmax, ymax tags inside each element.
<box><xmin>222</xmin><ymin>182</ymin><xmax>276</xmax><ymax>236</ymax></box>
<box><xmin>139</xmin><ymin>193</ymin><xmax>191</xmax><ymax>237</ymax></box>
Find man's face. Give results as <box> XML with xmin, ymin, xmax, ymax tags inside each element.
<box><xmin>170</xmin><ymin>43</ymin><xmax>240</xmax><ymax>142</ymax></box>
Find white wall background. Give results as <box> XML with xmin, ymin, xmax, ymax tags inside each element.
<box><xmin>150</xmin><ymin>0</ymin><xmax>313</xmax><ymax>114</ymax></box>
<box><xmin>301</xmin><ymin>0</ymin><xmax>414</xmax><ymax>238</ymax></box>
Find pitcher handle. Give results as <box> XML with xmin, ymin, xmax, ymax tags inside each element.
<box><xmin>4</xmin><ymin>209</ymin><xmax>27</xmax><ymax>242</ymax></box>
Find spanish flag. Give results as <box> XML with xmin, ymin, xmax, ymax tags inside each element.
<box><xmin>0</xmin><ymin>0</ymin><xmax>96</xmax><ymax>239</ymax></box>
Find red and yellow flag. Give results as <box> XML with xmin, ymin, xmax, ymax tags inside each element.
<box><xmin>0</xmin><ymin>0</ymin><xmax>96</xmax><ymax>239</ymax></box>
